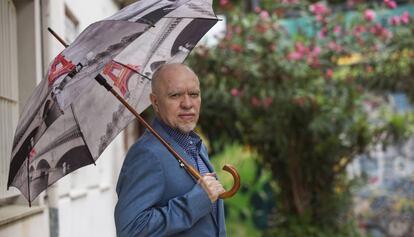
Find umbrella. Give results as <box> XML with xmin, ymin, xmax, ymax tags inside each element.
<box><xmin>8</xmin><ymin>0</ymin><xmax>240</xmax><ymax>206</ymax></box>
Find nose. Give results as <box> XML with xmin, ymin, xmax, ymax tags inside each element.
<box><xmin>180</xmin><ymin>94</ymin><xmax>192</xmax><ymax>109</ymax></box>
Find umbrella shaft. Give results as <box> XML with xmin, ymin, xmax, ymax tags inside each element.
<box><xmin>48</xmin><ymin>27</ymin><xmax>69</xmax><ymax>47</ymax></box>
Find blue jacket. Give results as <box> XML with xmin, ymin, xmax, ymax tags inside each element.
<box><xmin>115</xmin><ymin>120</ymin><xmax>226</xmax><ymax>237</ymax></box>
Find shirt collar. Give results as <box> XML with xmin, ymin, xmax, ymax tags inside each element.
<box><xmin>155</xmin><ymin>117</ymin><xmax>202</xmax><ymax>153</ymax></box>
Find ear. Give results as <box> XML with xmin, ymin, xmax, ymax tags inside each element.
<box><xmin>150</xmin><ymin>93</ymin><xmax>159</xmax><ymax>113</ymax></box>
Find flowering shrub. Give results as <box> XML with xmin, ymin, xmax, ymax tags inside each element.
<box><xmin>189</xmin><ymin>0</ymin><xmax>414</xmax><ymax>235</ymax></box>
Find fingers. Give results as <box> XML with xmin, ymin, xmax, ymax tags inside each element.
<box><xmin>199</xmin><ymin>175</ymin><xmax>225</xmax><ymax>203</ymax></box>
<box><xmin>204</xmin><ymin>172</ymin><xmax>216</xmax><ymax>177</ymax></box>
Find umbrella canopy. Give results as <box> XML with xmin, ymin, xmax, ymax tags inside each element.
<box><xmin>8</xmin><ymin>0</ymin><xmax>218</xmax><ymax>204</ymax></box>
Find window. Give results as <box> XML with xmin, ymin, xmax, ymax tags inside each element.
<box><xmin>64</xmin><ymin>6</ymin><xmax>78</xmax><ymax>44</ymax></box>
<box><xmin>0</xmin><ymin>0</ymin><xmax>19</xmax><ymax>199</ymax></box>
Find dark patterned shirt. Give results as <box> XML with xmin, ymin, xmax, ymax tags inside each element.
<box><xmin>158</xmin><ymin>118</ymin><xmax>209</xmax><ymax>174</ymax></box>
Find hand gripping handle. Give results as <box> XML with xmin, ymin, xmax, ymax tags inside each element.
<box><xmin>218</xmin><ymin>164</ymin><xmax>241</xmax><ymax>199</ymax></box>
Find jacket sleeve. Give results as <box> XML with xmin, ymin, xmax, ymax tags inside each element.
<box><xmin>114</xmin><ymin>146</ymin><xmax>212</xmax><ymax>237</ymax></box>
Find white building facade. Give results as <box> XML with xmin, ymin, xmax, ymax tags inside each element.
<box><xmin>0</xmin><ymin>0</ymin><xmax>134</xmax><ymax>236</ymax></box>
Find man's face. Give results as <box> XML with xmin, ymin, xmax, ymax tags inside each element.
<box><xmin>150</xmin><ymin>65</ymin><xmax>201</xmax><ymax>134</ymax></box>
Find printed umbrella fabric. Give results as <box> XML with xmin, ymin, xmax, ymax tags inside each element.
<box><xmin>7</xmin><ymin>0</ymin><xmax>218</xmax><ymax>204</ymax></box>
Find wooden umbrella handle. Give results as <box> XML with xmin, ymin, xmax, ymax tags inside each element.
<box><xmin>218</xmin><ymin>164</ymin><xmax>241</xmax><ymax>199</ymax></box>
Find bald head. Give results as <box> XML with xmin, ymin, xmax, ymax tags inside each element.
<box><xmin>151</xmin><ymin>63</ymin><xmax>199</xmax><ymax>96</ymax></box>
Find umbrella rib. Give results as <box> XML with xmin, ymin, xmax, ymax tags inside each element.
<box><xmin>115</xmin><ymin>0</ymin><xmax>163</xmax><ymax>22</ymax></box>
<box><xmin>162</xmin><ymin>16</ymin><xmax>219</xmax><ymax>20</ymax></box>
<box><xmin>27</xmin><ymin>156</ymin><xmax>31</xmax><ymax>206</ymax></box>
<box><xmin>117</xmin><ymin>63</ymin><xmax>151</xmax><ymax>81</ymax></box>
<box><xmin>12</xmin><ymin>88</ymin><xmax>52</xmax><ymax>150</ymax></box>
<box><xmin>181</xmin><ymin>1</ymin><xmax>216</xmax><ymax>17</ymax></box>
<box><xmin>136</xmin><ymin>72</ymin><xmax>151</xmax><ymax>81</ymax></box>
<box><xmin>86</xmin><ymin>31</ymin><xmax>144</xmax><ymax>67</ymax></box>
<box><xmin>141</xmin><ymin>18</ymin><xmax>183</xmax><ymax>70</ymax></box>
<box><xmin>70</xmin><ymin>104</ymin><xmax>96</xmax><ymax>166</ymax></box>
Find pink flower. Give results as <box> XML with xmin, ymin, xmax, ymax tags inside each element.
<box><xmin>255</xmin><ymin>6</ymin><xmax>261</xmax><ymax>13</ymax></box>
<box><xmin>334</xmin><ymin>25</ymin><xmax>341</xmax><ymax>34</ymax></box>
<box><xmin>262</xmin><ymin>97</ymin><xmax>273</xmax><ymax>108</ymax></box>
<box><xmin>307</xmin><ymin>56</ymin><xmax>319</xmax><ymax>67</ymax></box>
<box><xmin>381</xmin><ymin>28</ymin><xmax>393</xmax><ymax>39</ymax></box>
<box><xmin>231</xmin><ymin>88</ymin><xmax>240</xmax><ymax>97</ymax></box>
<box><xmin>251</xmin><ymin>96</ymin><xmax>261</xmax><ymax>107</ymax></box>
<box><xmin>219</xmin><ymin>0</ymin><xmax>229</xmax><ymax>6</ymax></box>
<box><xmin>260</xmin><ymin>10</ymin><xmax>270</xmax><ymax>19</ymax></box>
<box><xmin>384</xmin><ymin>0</ymin><xmax>397</xmax><ymax>9</ymax></box>
<box><xmin>309</xmin><ymin>2</ymin><xmax>329</xmax><ymax>15</ymax></box>
<box><xmin>230</xmin><ymin>43</ymin><xmax>243</xmax><ymax>52</ymax></box>
<box><xmin>288</xmin><ymin>51</ymin><xmax>303</xmax><ymax>60</ymax></box>
<box><xmin>328</xmin><ymin>42</ymin><xmax>336</xmax><ymax>50</ymax></box>
<box><xmin>354</xmin><ymin>25</ymin><xmax>366</xmax><ymax>34</ymax></box>
<box><xmin>318</xmin><ymin>28</ymin><xmax>327</xmax><ymax>39</ymax></box>
<box><xmin>353</xmin><ymin>25</ymin><xmax>366</xmax><ymax>38</ymax></box>
<box><xmin>255</xmin><ymin>23</ymin><xmax>269</xmax><ymax>33</ymax></box>
<box><xmin>357</xmin><ymin>37</ymin><xmax>365</xmax><ymax>46</ymax></box>
<box><xmin>389</xmin><ymin>16</ymin><xmax>401</xmax><ymax>26</ymax></box>
<box><xmin>312</xmin><ymin>46</ymin><xmax>321</xmax><ymax>56</ymax></box>
<box><xmin>401</xmin><ymin>11</ymin><xmax>410</xmax><ymax>24</ymax></box>
<box><xmin>328</xmin><ymin>41</ymin><xmax>342</xmax><ymax>52</ymax></box>
<box><xmin>370</xmin><ymin>23</ymin><xmax>383</xmax><ymax>35</ymax></box>
<box><xmin>326</xmin><ymin>68</ymin><xmax>334</xmax><ymax>78</ymax></box>
<box><xmin>347</xmin><ymin>0</ymin><xmax>356</xmax><ymax>7</ymax></box>
<box><xmin>315</xmin><ymin>15</ymin><xmax>324</xmax><ymax>22</ymax></box>
<box><xmin>234</xmin><ymin>26</ymin><xmax>242</xmax><ymax>34</ymax></box>
<box><xmin>347</xmin><ymin>0</ymin><xmax>363</xmax><ymax>7</ymax></box>
<box><xmin>282</xmin><ymin>0</ymin><xmax>299</xmax><ymax>5</ymax></box>
<box><xmin>225</xmin><ymin>31</ymin><xmax>233</xmax><ymax>40</ymax></box>
<box><xmin>371</xmin><ymin>24</ymin><xmax>392</xmax><ymax>39</ymax></box>
<box><xmin>364</xmin><ymin>9</ymin><xmax>376</xmax><ymax>22</ymax></box>
<box><xmin>295</xmin><ymin>42</ymin><xmax>309</xmax><ymax>54</ymax></box>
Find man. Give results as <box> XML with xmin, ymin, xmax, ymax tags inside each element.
<box><xmin>115</xmin><ymin>63</ymin><xmax>226</xmax><ymax>237</ymax></box>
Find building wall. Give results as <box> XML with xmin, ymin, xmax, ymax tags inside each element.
<box><xmin>0</xmin><ymin>206</ymin><xmax>49</xmax><ymax>237</ymax></box>
<box><xmin>0</xmin><ymin>1</ymin><xmax>50</xmax><ymax>236</ymax></box>
<box><xmin>0</xmin><ymin>0</ymin><xmax>125</xmax><ymax>236</ymax></box>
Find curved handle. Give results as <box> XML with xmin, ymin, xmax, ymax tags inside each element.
<box><xmin>218</xmin><ymin>164</ymin><xmax>241</xmax><ymax>199</ymax></box>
